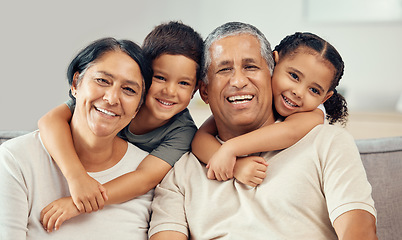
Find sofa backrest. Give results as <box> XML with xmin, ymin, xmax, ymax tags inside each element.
<box><xmin>356</xmin><ymin>136</ymin><xmax>402</xmax><ymax>240</ymax></box>
<box><xmin>1</xmin><ymin>131</ymin><xmax>401</xmax><ymax>238</ymax></box>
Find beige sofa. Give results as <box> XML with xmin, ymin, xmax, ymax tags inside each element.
<box><xmin>1</xmin><ymin>131</ymin><xmax>401</xmax><ymax>239</ymax></box>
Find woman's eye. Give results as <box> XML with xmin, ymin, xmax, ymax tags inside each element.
<box><xmin>123</xmin><ymin>87</ymin><xmax>136</xmax><ymax>95</ymax></box>
<box><xmin>95</xmin><ymin>78</ymin><xmax>109</xmax><ymax>85</ymax></box>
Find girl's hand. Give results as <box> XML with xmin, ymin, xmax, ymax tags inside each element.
<box><xmin>67</xmin><ymin>173</ymin><xmax>108</xmax><ymax>213</ymax></box>
<box><xmin>233</xmin><ymin>156</ymin><xmax>268</xmax><ymax>187</ymax></box>
<box><xmin>40</xmin><ymin>197</ymin><xmax>80</xmax><ymax>232</ymax></box>
<box><xmin>206</xmin><ymin>145</ymin><xmax>237</xmax><ymax>181</ymax></box>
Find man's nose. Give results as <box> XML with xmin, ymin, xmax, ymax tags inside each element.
<box><xmin>230</xmin><ymin>70</ymin><xmax>248</xmax><ymax>89</ymax></box>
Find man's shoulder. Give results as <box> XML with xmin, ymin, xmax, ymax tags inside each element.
<box><xmin>308</xmin><ymin>124</ymin><xmax>351</xmax><ymax>140</ymax></box>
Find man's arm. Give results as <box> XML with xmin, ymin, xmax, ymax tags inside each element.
<box><xmin>333</xmin><ymin>209</ymin><xmax>377</xmax><ymax>240</ymax></box>
<box><xmin>150</xmin><ymin>231</ymin><xmax>187</xmax><ymax>240</ymax></box>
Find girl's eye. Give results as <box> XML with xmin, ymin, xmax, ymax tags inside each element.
<box><xmin>310</xmin><ymin>88</ymin><xmax>320</xmax><ymax>95</ymax></box>
<box><xmin>290</xmin><ymin>73</ymin><xmax>299</xmax><ymax>81</ymax></box>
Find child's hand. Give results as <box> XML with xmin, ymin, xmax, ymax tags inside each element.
<box><xmin>206</xmin><ymin>145</ymin><xmax>237</xmax><ymax>181</ymax></box>
<box><xmin>233</xmin><ymin>156</ymin><xmax>268</xmax><ymax>187</ymax></box>
<box><xmin>40</xmin><ymin>197</ymin><xmax>80</xmax><ymax>232</ymax></box>
<box><xmin>68</xmin><ymin>173</ymin><xmax>108</xmax><ymax>213</ymax></box>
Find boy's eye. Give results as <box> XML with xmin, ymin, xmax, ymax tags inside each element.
<box><xmin>153</xmin><ymin>75</ymin><xmax>165</xmax><ymax>81</ymax></box>
<box><xmin>179</xmin><ymin>81</ymin><xmax>191</xmax><ymax>86</ymax></box>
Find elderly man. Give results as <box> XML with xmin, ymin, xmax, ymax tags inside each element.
<box><xmin>149</xmin><ymin>22</ymin><xmax>377</xmax><ymax>240</ymax></box>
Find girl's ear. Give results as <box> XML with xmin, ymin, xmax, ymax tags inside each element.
<box><xmin>322</xmin><ymin>91</ymin><xmax>334</xmax><ymax>103</ymax></box>
<box><xmin>273</xmin><ymin>51</ymin><xmax>280</xmax><ymax>64</ymax></box>
<box><xmin>199</xmin><ymin>81</ymin><xmax>209</xmax><ymax>104</ymax></box>
<box><xmin>191</xmin><ymin>81</ymin><xmax>200</xmax><ymax>99</ymax></box>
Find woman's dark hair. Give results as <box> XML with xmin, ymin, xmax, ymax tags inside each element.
<box><xmin>274</xmin><ymin>32</ymin><xmax>348</xmax><ymax>125</ymax></box>
<box><xmin>67</xmin><ymin>37</ymin><xmax>152</xmax><ymax>105</ymax></box>
<box><xmin>142</xmin><ymin>21</ymin><xmax>204</xmax><ymax>83</ymax></box>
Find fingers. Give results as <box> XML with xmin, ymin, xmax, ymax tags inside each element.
<box><xmin>99</xmin><ymin>184</ymin><xmax>108</xmax><ymax>202</ymax></box>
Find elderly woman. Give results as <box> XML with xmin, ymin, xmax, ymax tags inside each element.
<box><xmin>0</xmin><ymin>37</ymin><xmax>152</xmax><ymax>240</ymax></box>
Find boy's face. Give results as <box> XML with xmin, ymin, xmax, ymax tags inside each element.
<box><xmin>144</xmin><ymin>54</ymin><xmax>198</xmax><ymax>123</ymax></box>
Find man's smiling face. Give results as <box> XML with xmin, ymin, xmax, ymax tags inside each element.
<box><xmin>200</xmin><ymin>34</ymin><xmax>275</xmax><ymax>141</ymax></box>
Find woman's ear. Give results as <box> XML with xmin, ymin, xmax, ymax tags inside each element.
<box><xmin>71</xmin><ymin>72</ymin><xmax>80</xmax><ymax>96</ymax></box>
<box><xmin>273</xmin><ymin>51</ymin><xmax>280</xmax><ymax>64</ymax></box>
<box><xmin>199</xmin><ymin>81</ymin><xmax>209</xmax><ymax>104</ymax></box>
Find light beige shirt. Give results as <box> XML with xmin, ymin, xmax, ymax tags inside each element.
<box><xmin>149</xmin><ymin>124</ymin><xmax>376</xmax><ymax>239</ymax></box>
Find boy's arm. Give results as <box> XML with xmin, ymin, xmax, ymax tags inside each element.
<box><xmin>38</xmin><ymin>103</ymin><xmax>106</xmax><ymax>213</ymax></box>
<box><xmin>103</xmin><ymin>154</ymin><xmax>172</xmax><ymax>204</ymax></box>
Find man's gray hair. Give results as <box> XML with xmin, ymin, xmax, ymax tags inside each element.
<box><xmin>201</xmin><ymin>22</ymin><xmax>274</xmax><ymax>84</ymax></box>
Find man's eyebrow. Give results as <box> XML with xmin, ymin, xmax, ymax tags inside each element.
<box><xmin>243</xmin><ymin>58</ymin><xmax>257</xmax><ymax>64</ymax></box>
<box><xmin>216</xmin><ymin>60</ymin><xmax>232</xmax><ymax>67</ymax></box>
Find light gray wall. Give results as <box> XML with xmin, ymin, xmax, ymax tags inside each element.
<box><xmin>1</xmin><ymin>0</ymin><xmax>401</xmax><ymax>131</ymax></box>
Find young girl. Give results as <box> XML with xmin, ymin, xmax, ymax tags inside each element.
<box><xmin>191</xmin><ymin>32</ymin><xmax>348</xmax><ymax>186</ymax></box>
<box><xmin>39</xmin><ymin>21</ymin><xmax>204</xmax><ymax>231</ymax></box>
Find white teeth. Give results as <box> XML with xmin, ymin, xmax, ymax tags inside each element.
<box><xmin>158</xmin><ymin>99</ymin><xmax>174</xmax><ymax>106</ymax></box>
<box><xmin>227</xmin><ymin>95</ymin><xmax>253</xmax><ymax>104</ymax></box>
<box><xmin>96</xmin><ymin>107</ymin><xmax>117</xmax><ymax>116</ymax></box>
<box><xmin>283</xmin><ymin>96</ymin><xmax>298</xmax><ymax>107</ymax></box>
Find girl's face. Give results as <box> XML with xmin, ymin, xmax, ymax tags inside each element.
<box><xmin>144</xmin><ymin>54</ymin><xmax>198</xmax><ymax>123</ymax></box>
<box><xmin>72</xmin><ymin>50</ymin><xmax>143</xmax><ymax>138</ymax></box>
<box><xmin>271</xmin><ymin>50</ymin><xmax>334</xmax><ymax>117</ymax></box>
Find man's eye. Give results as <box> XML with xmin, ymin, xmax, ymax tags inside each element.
<box><xmin>245</xmin><ymin>65</ymin><xmax>258</xmax><ymax>70</ymax></box>
<box><xmin>217</xmin><ymin>67</ymin><xmax>231</xmax><ymax>73</ymax></box>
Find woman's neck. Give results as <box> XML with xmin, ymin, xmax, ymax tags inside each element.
<box><xmin>70</xmin><ymin>119</ymin><xmax>126</xmax><ymax>172</ymax></box>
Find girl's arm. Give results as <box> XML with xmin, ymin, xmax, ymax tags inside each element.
<box><xmin>38</xmin><ymin>104</ymin><xmax>107</xmax><ymax>213</ymax></box>
<box><xmin>191</xmin><ymin>115</ymin><xmax>220</xmax><ymax>164</ymax></box>
<box><xmin>204</xmin><ymin>109</ymin><xmax>324</xmax><ymax>182</ymax></box>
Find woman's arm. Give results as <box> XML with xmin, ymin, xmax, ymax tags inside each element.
<box><xmin>38</xmin><ymin>104</ymin><xmax>106</xmax><ymax>212</ymax></box>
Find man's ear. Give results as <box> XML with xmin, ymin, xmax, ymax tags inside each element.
<box><xmin>199</xmin><ymin>81</ymin><xmax>209</xmax><ymax>104</ymax></box>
